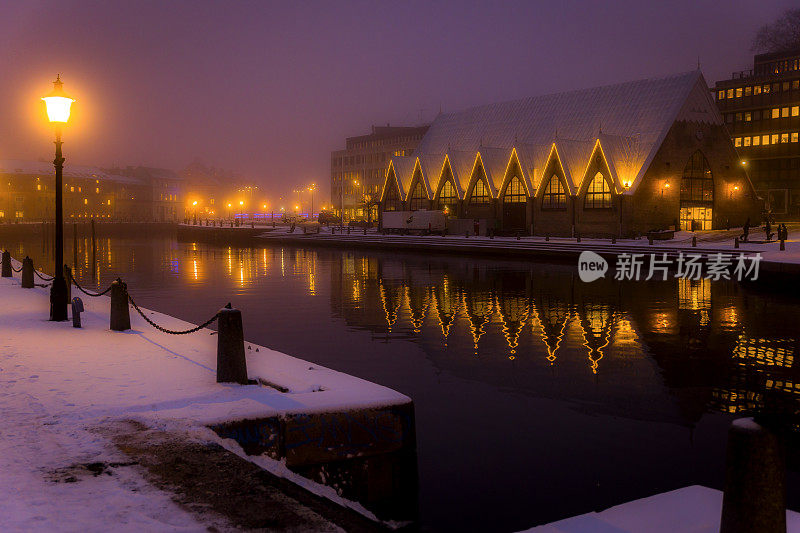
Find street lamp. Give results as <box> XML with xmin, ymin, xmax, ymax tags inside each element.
<box><xmin>42</xmin><ymin>75</ymin><xmax>74</xmax><ymax>322</ymax></box>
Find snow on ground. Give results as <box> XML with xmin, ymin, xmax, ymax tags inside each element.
<box><xmin>260</xmin><ymin>223</ymin><xmax>800</xmax><ymax>265</ymax></box>
<box><xmin>0</xmin><ymin>268</ymin><xmax>408</xmax><ymax>531</ymax></box>
<box><xmin>522</xmin><ymin>485</ymin><xmax>800</xmax><ymax>533</ymax></box>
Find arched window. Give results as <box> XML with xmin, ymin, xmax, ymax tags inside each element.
<box><xmin>438</xmin><ymin>180</ymin><xmax>457</xmax><ymax>212</ymax></box>
<box><xmin>679</xmin><ymin>150</ymin><xmax>714</xmax><ymax>230</ymax></box>
<box><xmin>384</xmin><ymin>181</ymin><xmax>400</xmax><ymax>211</ymax></box>
<box><xmin>469</xmin><ymin>179</ymin><xmax>490</xmax><ymax>205</ymax></box>
<box><xmin>503</xmin><ymin>177</ymin><xmax>526</xmax><ymax>203</ymax></box>
<box><xmin>409</xmin><ymin>180</ymin><xmax>428</xmax><ymax>211</ymax></box>
<box><xmin>542</xmin><ymin>175</ymin><xmax>566</xmax><ymax>209</ymax></box>
<box><xmin>584</xmin><ymin>173</ymin><xmax>612</xmax><ymax>208</ymax></box>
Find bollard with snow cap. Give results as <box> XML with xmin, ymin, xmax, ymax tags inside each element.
<box><xmin>110</xmin><ymin>278</ymin><xmax>131</xmax><ymax>331</ymax></box>
<box><xmin>1</xmin><ymin>250</ymin><xmax>11</xmax><ymax>277</ymax></box>
<box><xmin>71</xmin><ymin>297</ymin><xmax>84</xmax><ymax>328</ymax></box>
<box><xmin>720</xmin><ymin>417</ymin><xmax>786</xmax><ymax>533</ymax></box>
<box><xmin>217</xmin><ymin>303</ymin><xmax>248</xmax><ymax>384</ymax></box>
<box><xmin>21</xmin><ymin>256</ymin><xmax>34</xmax><ymax>288</ymax></box>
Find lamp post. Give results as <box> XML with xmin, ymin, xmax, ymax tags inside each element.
<box><xmin>307</xmin><ymin>183</ymin><xmax>316</xmax><ymax>220</ymax></box>
<box><xmin>42</xmin><ymin>75</ymin><xmax>74</xmax><ymax>322</ymax></box>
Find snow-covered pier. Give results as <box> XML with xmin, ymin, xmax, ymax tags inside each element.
<box><xmin>0</xmin><ymin>261</ymin><xmax>415</xmax><ymax>530</ymax></box>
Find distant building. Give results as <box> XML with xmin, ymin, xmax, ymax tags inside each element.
<box><xmin>380</xmin><ymin>71</ymin><xmax>761</xmax><ymax>237</ymax></box>
<box><xmin>713</xmin><ymin>48</ymin><xmax>800</xmax><ymax>217</ymax></box>
<box><xmin>331</xmin><ymin>124</ymin><xmax>429</xmax><ymax>222</ymax></box>
<box><xmin>105</xmin><ymin>166</ymin><xmax>183</xmax><ymax>222</ymax></box>
<box><xmin>0</xmin><ymin>160</ymin><xmax>139</xmax><ymax>222</ymax></box>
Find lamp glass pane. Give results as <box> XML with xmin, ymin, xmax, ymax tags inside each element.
<box><xmin>42</xmin><ymin>96</ymin><xmax>74</xmax><ymax>123</ymax></box>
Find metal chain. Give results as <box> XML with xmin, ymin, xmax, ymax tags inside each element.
<box><xmin>11</xmin><ymin>264</ymin><xmax>22</xmax><ymax>273</ymax></box>
<box><xmin>34</xmin><ymin>270</ymin><xmax>54</xmax><ymax>281</ymax></box>
<box><xmin>71</xmin><ymin>276</ymin><xmax>113</xmax><ymax>297</ymax></box>
<box><xmin>127</xmin><ymin>292</ymin><xmax>220</xmax><ymax>335</ymax></box>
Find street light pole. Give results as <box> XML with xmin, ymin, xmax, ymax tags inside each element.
<box><xmin>42</xmin><ymin>75</ymin><xmax>74</xmax><ymax>322</ymax></box>
<box><xmin>51</xmin><ymin>125</ymin><xmax>67</xmax><ymax>320</ymax></box>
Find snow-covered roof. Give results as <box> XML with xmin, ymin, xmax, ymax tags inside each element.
<box><xmin>0</xmin><ymin>160</ymin><xmax>142</xmax><ymax>185</ymax></box>
<box><xmin>404</xmin><ymin>71</ymin><xmax>721</xmax><ymax>195</ymax></box>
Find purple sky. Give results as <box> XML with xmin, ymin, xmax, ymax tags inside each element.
<box><xmin>0</xmin><ymin>0</ymin><xmax>795</xmax><ymax>201</ymax></box>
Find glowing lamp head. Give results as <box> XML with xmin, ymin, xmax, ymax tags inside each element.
<box><xmin>42</xmin><ymin>75</ymin><xmax>75</xmax><ymax>123</ymax></box>
<box><xmin>734</xmin><ymin>186</ymin><xmax>739</xmax><ymax>191</ymax></box>
<box><xmin>664</xmin><ymin>181</ymin><xmax>671</xmax><ymax>189</ymax></box>
<box><xmin>740</xmin><ymin>160</ymin><xmax>748</xmax><ymax>166</ymax></box>
<box><xmin>192</xmin><ymin>200</ymin><xmax>198</xmax><ymax>206</ymax></box>
<box><xmin>239</xmin><ymin>200</ymin><xmax>244</xmax><ymax>206</ymax></box>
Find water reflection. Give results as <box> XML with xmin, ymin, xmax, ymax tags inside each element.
<box><xmin>9</xmin><ymin>232</ymin><xmax>800</xmax><ymax>531</ymax></box>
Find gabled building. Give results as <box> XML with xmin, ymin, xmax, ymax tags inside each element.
<box><xmin>380</xmin><ymin>71</ymin><xmax>761</xmax><ymax>237</ymax></box>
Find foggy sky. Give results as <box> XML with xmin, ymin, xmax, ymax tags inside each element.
<box><xmin>0</xmin><ymin>0</ymin><xmax>795</xmax><ymax>201</ymax></box>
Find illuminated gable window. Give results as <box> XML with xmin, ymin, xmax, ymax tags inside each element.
<box><xmin>542</xmin><ymin>175</ymin><xmax>566</xmax><ymax>209</ymax></box>
<box><xmin>409</xmin><ymin>180</ymin><xmax>428</xmax><ymax>211</ymax></box>
<box><xmin>438</xmin><ymin>179</ymin><xmax>457</xmax><ymax>211</ymax></box>
<box><xmin>584</xmin><ymin>173</ymin><xmax>612</xmax><ymax>208</ymax></box>
<box><xmin>468</xmin><ymin>179</ymin><xmax>490</xmax><ymax>205</ymax></box>
<box><xmin>502</xmin><ymin>177</ymin><xmax>526</xmax><ymax>203</ymax></box>
<box><xmin>680</xmin><ymin>150</ymin><xmax>714</xmax><ymax>204</ymax></box>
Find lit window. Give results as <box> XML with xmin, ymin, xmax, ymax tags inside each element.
<box><xmin>0</xmin><ymin>211</ymin><xmax>4</xmax><ymax>218</ymax></box>
<box><xmin>744</xmin><ymin>137</ymin><xmax>751</xmax><ymax>147</ymax></box>
<box><xmin>502</xmin><ymin>177</ymin><xmax>526</xmax><ymax>203</ymax></box>
<box><xmin>84</xmin><ymin>198</ymin><xmax>88</xmax><ymax>205</ymax></box>
<box><xmin>70</xmin><ymin>186</ymin><xmax>74</xmax><ymax>192</ymax></box>
<box><xmin>753</xmin><ymin>136</ymin><xmax>761</xmax><ymax>146</ymax></box>
<box><xmin>468</xmin><ymin>179</ymin><xmax>490</xmax><ymax>205</ymax></box>
<box><xmin>726</xmin><ymin>89</ymin><xmax>734</xmax><ymax>98</ymax></box>
<box><xmin>95</xmin><ymin>187</ymin><xmax>99</xmax><ymax>193</ymax></box>
<box><xmin>734</xmin><ymin>137</ymin><xmax>742</xmax><ymax>147</ymax></box>
<box><xmin>744</xmin><ymin>86</ymin><xmax>752</xmax><ymax>96</ymax></box>
<box><xmin>771</xmin><ymin>134</ymin><xmax>779</xmax><ymax>144</ymax></box>
<box><xmin>36</xmin><ymin>184</ymin><xmax>41</xmax><ymax>191</ymax></box>
<box><xmin>772</xmin><ymin>108</ymin><xmax>780</xmax><ymax>119</ymax></box>
<box><xmin>584</xmin><ymin>173</ymin><xmax>612</xmax><ymax>208</ymax></box>
<box><xmin>781</xmin><ymin>133</ymin><xmax>789</xmax><ymax>143</ymax></box>
<box><xmin>763</xmin><ymin>84</ymin><xmax>770</xmax><ymax>93</ymax></box>
<box><xmin>78</xmin><ymin>187</ymin><xmax>81</xmax><ymax>192</ymax></box>
<box><xmin>542</xmin><ymin>175</ymin><xmax>566</xmax><ymax>209</ymax></box>
<box><xmin>735</xmin><ymin>113</ymin><xmax>742</xmax><ymax>122</ymax></box>
<box><xmin>15</xmin><ymin>211</ymin><xmax>23</xmax><ymax>219</ymax></box>
<box><xmin>782</xmin><ymin>107</ymin><xmax>789</xmax><ymax>118</ymax></box>
<box><xmin>718</xmin><ymin>90</ymin><xmax>725</xmax><ymax>100</ymax></box>
<box><xmin>409</xmin><ymin>180</ymin><xmax>428</xmax><ymax>210</ymax></box>
<box><xmin>438</xmin><ymin>179</ymin><xmax>458</xmax><ymax>211</ymax></box>
<box><xmin>763</xmin><ymin>135</ymin><xmax>770</xmax><ymax>145</ymax></box>
<box><xmin>792</xmin><ymin>133</ymin><xmax>799</xmax><ymax>143</ymax></box>
<box><xmin>107</xmin><ymin>199</ymin><xmax>111</xmax><ymax>205</ymax></box>
<box><xmin>735</xmin><ymin>87</ymin><xmax>742</xmax><ymax>98</ymax></box>
<box><xmin>793</xmin><ymin>106</ymin><xmax>799</xmax><ymax>117</ymax></box>
<box><xmin>745</xmin><ymin>112</ymin><xmax>751</xmax><ymax>121</ymax></box>
<box><xmin>754</xmin><ymin>85</ymin><xmax>762</xmax><ymax>95</ymax></box>
<box><xmin>783</xmin><ymin>82</ymin><xmax>790</xmax><ymax>91</ymax></box>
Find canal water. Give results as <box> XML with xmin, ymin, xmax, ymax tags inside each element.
<box><xmin>7</xmin><ymin>229</ymin><xmax>800</xmax><ymax>532</ymax></box>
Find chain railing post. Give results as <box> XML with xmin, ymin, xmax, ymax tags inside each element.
<box><xmin>217</xmin><ymin>303</ymin><xmax>248</xmax><ymax>384</ymax></box>
<box><xmin>110</xmin><ymin>278</ymin><xmax>131</xmax><ymax>331</ymax></box>
<box><xmin>1</xmin><ymin>250</ymin><xmax>11</xmax><ymax>277</ymax></box>
<box><xmin>21</xmin><ymin>256</ymin><xmax>34</xmax><ymax>288</ymax></box>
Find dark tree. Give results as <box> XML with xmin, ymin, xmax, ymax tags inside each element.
<box><xmin>752</xmin><ymin>9</ymin><xmax>800</xmax><ymax>53</ymax></box>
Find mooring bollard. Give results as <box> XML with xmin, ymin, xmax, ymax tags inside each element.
<box><xmin>465</xmin><ymin>231</ymin><xmax>470</xmax><ymax>238</ymax></box>
<box><xmin>648</xmin><ymin>234</ymin><xmax>653</xmax><ymax>245</ymax></box>
<box><xmin>363</xmin><ymin>226</ymin><xmax>367</xmax><ymax>235</ymax></box>
<box><xmin>545</xmin><ymin>234</ymin><xmax>549</xmax><ymax>241</ymax></box>
<box><xmin>217</xmin><ymin>303</ymin><xmax>248</xmax><ymax>384</ymax></box>
<box><xmin>720</xmin><ymin>417</ymin><xmax>786</xmax><ymax>533</ymax></box>
<box><xmin>516</xmin><ymin>231</ymin><xmax>521</xmax><ymax>241</ymax></box>
<box><xmin>692</xmin><ymin>234</ymin><xmax>697</xmax><ymax>247</ymax></box>
<box><xmin>575</xmin><ymin>233</ymin><xmax>580</xmax><ymax>243</ymax></box>
<box><xmin>1</xmin><ymin>250</ymin><xmax>11</xmax><ymax>277</ymax></box>
<box><xmin>21</xmin><ymin>256</ymin><xmax>34</xmax><ymax>288</ymax></box>
<box><xmin>611</xmin><ymin>235</ymin><xmax>616</xmax><ymax>244</ymax></box>
<box><xmin>71</xmin><ymin>297</ymin><xmax>84</xmax><ymax>328</ymax></box>
<box><xmin>780</xmin><ymin>239</ymin><xmax>786</xmax><ymax>251</ymax></box>
<box><xmin>735</xmin><ymin>236</ymin><xmax>740</xmax><ymax>249</ymax></box>
<box><xmin>110</xmin><ymin>278</ymin><xmax>131</xmax><ymax>331</ymax></box>
<box><xmin>347</xmin><ymin>227</ymin><xmax>351</xmax><ymax>235</ymax></box>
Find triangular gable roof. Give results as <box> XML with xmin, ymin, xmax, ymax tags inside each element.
<box><xmin>597</xmin><ymin>133</ymin><xmax>645</xmax><ymax>191</ymax></box>
<box><xmin>410</xmin><ymin>158</ymin><xmax>434</xmax><ymax>199</ymax></box>
<box><xmin>415</xmin><ymin>71</ymin><xmax>712</xmax><ymax>195</ymax></box>
<box><xmin>539</xmin><ymin>144</ymin><xmax>573</xmax><ymax>195</ymax></box>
